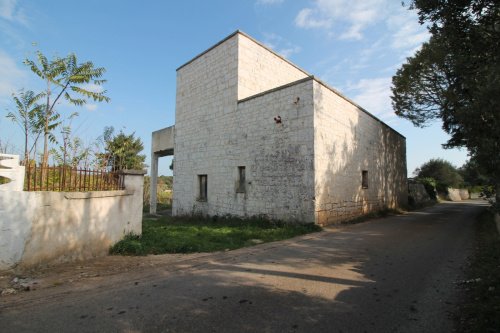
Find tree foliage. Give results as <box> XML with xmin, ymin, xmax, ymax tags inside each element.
<box><xmin>415</xmin><ymin>158</ymin><xmax>463</xmax><ymax>192</ymax></box>
<box><xmin>6</xmin><ymin>90</ymin><xmax>44</xmax><ymax>164</ymax></box>
<box><xmin>158</xmin><ymin>175</ymin><xmax>173</xmax><ymax>189</ymax></box>
<box><xmin>24</xmin><ymin>51</ymin><xmax>110</xmax><ymax>167</ymax></box>
<box><xmin>459</xmin><ymin>159</ymin><xmax>491</xmax><ymax>188</ymax></box>
<box><xmin>393</xmin><ymin>0</ymin><xmax>500</xmax><ymax>203</ymax></box>
<box><xmin>98</xmin><ymin>127</ymin><xmax>146</xmax><ymax>171</ymax></box>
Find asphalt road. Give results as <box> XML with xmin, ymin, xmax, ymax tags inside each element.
<box><xmin>0</xmin><ymin>201</ymin><xmax>487</xmax><ymax>332</ymax></box>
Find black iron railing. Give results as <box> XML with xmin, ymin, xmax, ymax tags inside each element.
<box><xmin>25</xmin><ymin>165</ymin><xmax>124</xmax><ymax>192</ymax></box>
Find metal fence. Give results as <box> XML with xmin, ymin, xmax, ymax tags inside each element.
<box><xmin>25</xmin><ymin>165</ymin><xmax>124</xmax><ymax>192</ymax></box>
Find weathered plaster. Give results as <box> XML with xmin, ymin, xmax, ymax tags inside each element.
<box><xmin>313</xmin><ymin>80</ymin><xmax>407</xmax><ymax>225</ymax></box>
<box><xmin>0</xmin><ymin>171</ymin><xmax>144</xmax><ymax>270</ymax></box>
<box><xmin>0</xmin><ymin>154</ymin><xmax>25</xmax><ymax>191</ymax></box>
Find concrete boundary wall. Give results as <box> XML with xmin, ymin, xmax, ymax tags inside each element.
<box><xmin>0</xmin><ymin>154</ymin><xmax>25</xmax><ymax>191</ymax></box>
<box><xmin>0</xmin><ymin>170</ymin><xmax>145</xmax><ymax>270</ymax></box>
<box><xmin>408</xmin><ymin>183</ymin><xmax>432</xmax><ymax>205</ymax></box>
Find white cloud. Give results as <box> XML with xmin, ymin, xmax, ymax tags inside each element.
<box><xmin>387</xmin><ymin>13</ymin><xmax>429</xmax><ymax>50</ymax></box>
<box><xmin>295</xmin><ymin>0</ymin><xmax>384</xmax><ymax>39</ymax></box>
<box><xmin>0</xmin><ymin>50</ymin><xmax>27</xmax><ymax>100</ymax></box>
<box><xmin>85</xmin><ymin>103</ymin><xmax>98</xmax><ymax>111</ymax></box>
<box><xmin>295</xmin><ymin>8</ymin><xmax>332</xmax><ymax>29</ymax></box>
<box><xmin>0</xmin><ymin>0</ymin><xmax>28</xmax><ymax>25</ymax></box>
<box><xmin>339</xmin><ymin>24</ymin><xmax>363</xmax><ymax>40</ymax></box>
<box><xmin>294</xmin><ymin>0</ymin><xmax>428</xmax><ymax>48</ymax></box>
<box><xmin>80</xmin><ymin>83</ymin><xmax>105</xmax><ymax>94</ymax></box>
<box><xmin>278</xmin><ymin>45</ymin><xmax>301</xmax><ymax>58</ymax></box>
<box><xmin>0</xmin><ymin>0</ymin><xmax>16</xmax><ymax>19</ymax></box>
<box><xmin>256</xmin><ymin>0</ymin><xmax>283</xmax><ymax>5</ymax></box>
<box><xmin>262</xmin><ymin>32</ymin><xmax>301</xmax><ymax>58</ymax></box>
<box><xmin>347</xmin><ymin>77</ymin><xmax>395</xmax><ymax>119</ymax></box>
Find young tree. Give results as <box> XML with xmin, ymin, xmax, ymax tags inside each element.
<box><xmin>98</xmin><ymin>127</ymin><xmax>146</xmax><ymax>171</ymax></box>
<box><xmin>392</xmin><ymin>1</ymin><xmax>500</xmax><ymax>205</ymax></box>
<box><xmin>49</xmin><ymin>115</ymin><xmax>91</xmax><ymax>168</ymax></box>
<box><xmin>24</xmin><ymin>51</ymin><xmax>110</xmax><ymax>168</ymax></box>
<box><xmin>6</xmin><ymin>90</ymin><xmax>44</xmax><ymax>165</ymax></box>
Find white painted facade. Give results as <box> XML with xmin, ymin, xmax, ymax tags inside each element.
<box><xmin>171</xmin><ymin>31</ymin><xmax>407</xmax><ymax>224</ymax></box>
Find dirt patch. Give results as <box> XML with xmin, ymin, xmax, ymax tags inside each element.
<box><xmin>0</xmin><ymin>252</ymin><xmax>209</xmax><ymax>297</ymax></box>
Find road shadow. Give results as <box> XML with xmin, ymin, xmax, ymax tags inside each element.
<box><xmin>0</xmin><ymin>202</ymin><xmax>487</xmax><ymax>332</ymax></box>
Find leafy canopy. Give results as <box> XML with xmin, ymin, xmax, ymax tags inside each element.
<box><xmin>415</xmin><ymin>158</ymin><xmax>463</xmax><ymax>191</ymax></box>
<box><xmin>24</xmin><ymin>50</ymin><xmax>110</xmax><ymax>167</ymax></box>
<box><xmin>24</xmin><ymin>51</ymin><xmax>110</xmax><ymax>108</ymax></box>
<box><xmin>6</xmin><ymin>89</ymin><xmax>44</xmax><ymax>163</ymax></box>
<box><xmin>393</xmin><ymin>0</ymin><xmax>500</xmax><ymax>202</ymax></box>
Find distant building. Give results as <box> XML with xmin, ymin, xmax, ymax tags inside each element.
<box><xmin>151</xmin><ymin>31</ymin><xmax>407</xmax><ymax>225</ymax></box>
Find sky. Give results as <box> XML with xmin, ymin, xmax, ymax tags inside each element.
<box><xmin>0</xmin><ymin>0</ymin><xmax>469</xmax><ymax>176</ymax></box>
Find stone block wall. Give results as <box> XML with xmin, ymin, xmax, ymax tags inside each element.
<box><xmin>173</xmin><ymin>33</ymin><xmax>239</xmax><ymax>216</ymax></box>
<box><xmin>313</xmin><ymin>81</ymin><xmax>407</xmax><ymax>225</ymax></box>
<box><xmin>446</xmin><ymin>188</ymin><xmax>469</xmax><ymax>201</ymax></box>
<box><xmin>173</xmin><ymin>32</ymin><xmax>313</xmax><ymax>220</ymax></box>
<box><xmin>172</xmin><ymin>31</ymin><xmax>408</xmax><ymax>224</ymax></box>
<box><xmin>408</xmin><ymin>182</ymin><xmax>432</xmax><ymax>205</ymax></box>
<box><xmin>234</xmin><ymin>79</ymin><xmax>315</xmax><ymax>221</ymax></box>
<box><xmin>237</xmin><ymin>33</ymin><xmax>308</xmax><ymax>100</ymax></box>
<box><xmin>459</xmin><ymin>189</ymin><xmax>470</xmax><ymax>200</ymax></box>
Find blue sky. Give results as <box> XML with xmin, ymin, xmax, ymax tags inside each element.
<box><xmin>0</xmin><ymin>0</ymin><xmax>468</xmax><ymax>176</ymax></box>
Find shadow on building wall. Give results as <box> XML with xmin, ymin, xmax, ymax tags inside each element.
<box><xmin>314</xmin><ymin>85</ymin><xmax>407</xmax><ymax>225</ymax></box>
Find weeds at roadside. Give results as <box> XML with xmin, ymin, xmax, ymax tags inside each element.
<box><xmin>456</xmin><ymin>210</ymin><xmax>500</xmax><ymax>332</ymax></box>
<box><xmin>110</xmin><ymin>216</ymin><xmax>321</xmax><ymax>255</ymax></box>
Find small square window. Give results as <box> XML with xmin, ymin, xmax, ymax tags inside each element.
<box><xmin>362</xmin><ymin>170</ymin><xmax>368</xmax><ymax>189</ymax></box>
<box><xmin>237</xmin><ymin>166</ymin><xmax>246</xmax><ymax>193</ymax></box>
<box><xmin>198</xmin><ymin>174</ymin><xmax>207</xmax><ymax>201</ymax></box>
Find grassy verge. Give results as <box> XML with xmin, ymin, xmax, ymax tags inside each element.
<box><xmin>456</xmin><ymin>210</ymin><xmax>500</xmax><ymax>332</ymax></box>
<box><xmin>142</xmin><ymin>202</ymin><xmax>171</xmax><ymax>213</ymax></box>
<box><xmin>110</xmin><ymin>216</ymin><xmax>322</xmax><ymax>255</ymax></box>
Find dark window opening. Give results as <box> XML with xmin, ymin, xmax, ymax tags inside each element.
<box><xmin>198</xmin><ymin>174</ymin><xmax>207</xmax><ymax>201</ymax></box>
<box><xmin>362</xmin><ymin>170</ymin><xmax>368</xmax><ymax>189</ymax></box>
<box><xmin>237</xmin><ymin>166</ymin><xmax>246</xmax><ymax>193</ymax></box>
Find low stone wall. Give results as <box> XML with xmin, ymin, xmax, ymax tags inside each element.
<box><xmin>446</xmin><ymin>188</ymin><xmax>469</xmax><ymax>201</ymax></box>
<box><xmin>459</xmin><ymin>189</ymin><xmax>470</xmax><ymax>200</ymax></box>
<box><xmin>408</xmin><ymin>183</ymin><xmax>432</xmax><ymax>206</ymax></box>
<box><xmin>0</xmin><ymin>171</ymin><xmax>144</xmax><ymax>270</ymax></box>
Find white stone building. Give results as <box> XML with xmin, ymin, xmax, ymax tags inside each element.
<box><xmin>151</xmin><ymin>31</ymin><xmax>407</xmax><ymax>225</ymax></box>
